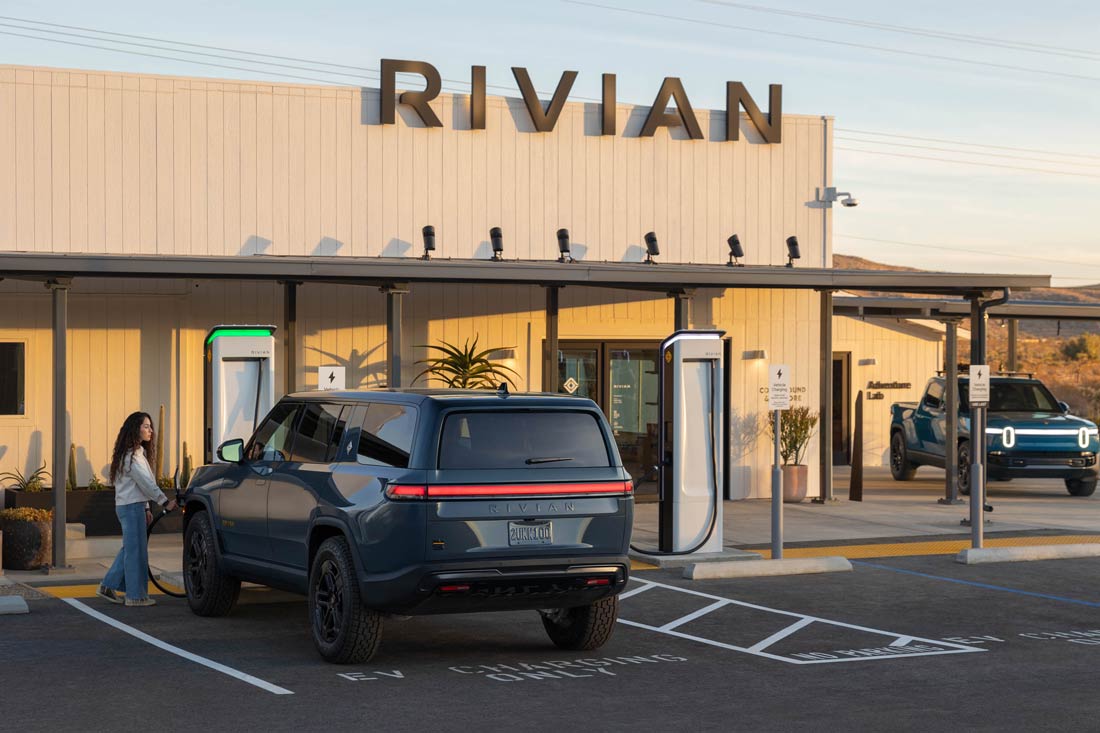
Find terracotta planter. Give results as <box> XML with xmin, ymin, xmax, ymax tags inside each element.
<box><xmin>781</xmin><ymin>465</ymin><xmax>809</xmax><ymax>503</ymax></box>
<box><xmin>0</xmin><ymin>518</ymin><xmax>52</xmax><ymax>570</ymax></box>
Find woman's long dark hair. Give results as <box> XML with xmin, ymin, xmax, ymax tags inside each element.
<box><xmin>109</xmin><ymin>411</ymin><xmax>155</xmax><ymax>484</ymax></box>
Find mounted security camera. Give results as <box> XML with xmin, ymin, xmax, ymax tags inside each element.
<box><xmin>821</xmin><ymin>187</ymin><xmax>859</xmax><ymax>209</ymax></box>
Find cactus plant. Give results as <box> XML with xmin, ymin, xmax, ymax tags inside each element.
<box><xmin>156</xmin><ymin>404</ymin><xmax>166</xmax><ymax>481</ymax></box>
<box><xmin>181</xmin><ymin>441</ymin><xmax>193</xmax><ymax>490</ymax></box>
<box><xmin>67</xmin><ymin>443</ymin><xmax>78</xmax><ymax>491</ymax></box>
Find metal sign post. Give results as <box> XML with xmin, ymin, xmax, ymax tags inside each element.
<box><xmin>968</xmin><ymin>365</ymin><xmax>990</xmax><ymax>548</ymax></box>
<box><xmin>769</xmin><ymin>365</ymin><xmax>791</xmax><ymax>559</ymax></box>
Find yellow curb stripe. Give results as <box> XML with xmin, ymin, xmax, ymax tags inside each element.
<box><xmin>750</xmin><ymin>535</ymin><xmax>1100</xmax><ymax>560</ymax></box>
<box><xmin>40</xmin><ymin>583</ymin><xmax>183</xmax><ymax>599</ymax></box>
<box><xmin>630</xmin><ymin>559</ymin><xmax>659</xmax><ymax>570</ymax></box>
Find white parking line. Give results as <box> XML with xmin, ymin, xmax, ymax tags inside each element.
<box><xmin>63</xmin><ymin>598</ymin><xmax>294</xmax><ymax>695</ymax></box>
<box><xmin>618</xmin><ymin>578</ymin><xmax>984</xmax><ymax>665</ymax></box>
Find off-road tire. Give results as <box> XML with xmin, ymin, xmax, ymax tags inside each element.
<box><xmin>1065</xmin><ymin>478</ymin><xmax>1098</xmax><ymax>497</ymax></box>
<box><xmin>889</xmin><ymin>432</ymin><xmax>917</xmax><ymax>481</ymax></box>
<box><xmin>184</xmin><ymin>510</ymin><xmax>241</xmax><ymax>617</ymax></box>
<box><xmin>309</xmin><ymin>536</ymin><xmax>382</xmax><ymax>664</ymax></box>
<box><xmin>957</xmin><ymin>441</ymin><xmax>971</xmax><ymax>496</ymax></box>
<box><xmin>540</xmin><ymin>595</ymin><xmax>618</xmax><ymax>651</ymax></box>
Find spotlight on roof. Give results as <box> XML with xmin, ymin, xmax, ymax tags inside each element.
<box><xmin>643</xmin><ymin>231</ymin><xmax>659</xmax><ymax>264</ymax></box>
<box><xmin>727</xmin><ymin>234</ymin><xmax>744</xmax><ymax>267</ymax></box>
<box><xmin>557</xmin><ymin>228</ymin><xmax>574</xmax><ymax>263</ymax></box>
<box><xmin>421</xmin><ymin>225</ymin><xmax>436</xmax><ymax>261</ymax></box>
<box><xmin>785</xmin><ymin>235</ymin><xmax>801</xmax><ymax>268</ymax></box>
<box><xmin>490</xmin><ymin>227</ymin><xmax>504</xmax><ymax>261</ymax></box>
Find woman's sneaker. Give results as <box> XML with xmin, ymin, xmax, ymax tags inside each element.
<box><xmin>96</xmin><ymin>586</ymin><xmax>124</xmax><ymax>605</ymax></box>
<box><xmin>124</xmin><ymin>597</ymin><xmax>156</xmax><ymax>607</ymax></box>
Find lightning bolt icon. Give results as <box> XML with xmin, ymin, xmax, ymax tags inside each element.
<box><xmin>328</xmin><ymin>371</ymin><xmax>335</xmax><ymax>384</ymax></box>
<box><xmin>777</xmin><ymin>369</ymin><xmax>783</xmax><ymax>379</ymax></box>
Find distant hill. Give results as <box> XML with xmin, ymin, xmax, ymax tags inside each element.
<box><xmin>833</xmin><ymin>253</ymin><xmax>1100</xmax><ymax>338</ymax></box>
<box><xmin>833</xmin><ymin>252</ymin><xmax>1100</xmax><ymax>420</ymax></box>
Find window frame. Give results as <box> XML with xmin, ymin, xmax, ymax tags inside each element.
<box><xmin>0</xmin><ymin>338</ymin><xmax>29</xmax><ymax>423</ymax></box>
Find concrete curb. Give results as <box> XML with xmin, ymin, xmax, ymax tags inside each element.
<box><xmin>630</xmin><ymin>548</ymin><xmax>762</xmax><ymax>569</ymax></box>
<box><xmin>956</xmin><ymin>544</ymin><xmax>1100</xmax><ymax>565</ymax></box>
<box><xmin>684</xmin><ymin>556</ymin><xmax>852</xmax><ymax>579</ymax></box>
<box><xmin>0</xmin><ymin>596</ymin><xmax>30</xmax><ymax>614</ymax></box>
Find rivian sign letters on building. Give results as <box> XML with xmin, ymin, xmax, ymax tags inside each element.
<box><xmin>380</xmin><ymin>58</ymin><xmax>783</xmax><ymax>143</ymax></box>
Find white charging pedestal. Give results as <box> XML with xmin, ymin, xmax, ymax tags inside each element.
<box><xmin>658</xmin><ymin>330</ymin><xmax>725</xmax><ymax>554</ymax></box>
<box><xmin>204</xmin><ymin>325</ymin><xmax>277</xmax><ymax>462</ymax></box>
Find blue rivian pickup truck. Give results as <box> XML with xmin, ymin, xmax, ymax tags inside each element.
<box><xmin>890</xmin><ymin>374</ymin><xmax>1099</xmax><ymax>496</ymax></box>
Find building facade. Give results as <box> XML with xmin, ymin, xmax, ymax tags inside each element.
<box><xmin>1</xmin><ymin>63</ymin><xmax>892</xmax><ymax>501</ymax></box>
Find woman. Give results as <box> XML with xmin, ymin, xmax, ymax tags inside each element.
<box><xmin>97</xmin><ymin>412</ymin><xmax>177</xmax><ymax>607</ymax></box>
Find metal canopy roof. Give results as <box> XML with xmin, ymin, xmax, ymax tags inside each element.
<box><xmin>834</xmin><ymin>296</ymin><xmax>1100</xmax><ymax>321</ymax></box>
<box><xmin>0</xmin><ymin>252</ymin><xmax>1051</xmax><ymax>295</ymax></box>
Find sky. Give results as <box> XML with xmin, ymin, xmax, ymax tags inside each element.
<box><xmin>3</xmin><ymin>0</ymin><xmax>1099</xmax><ymax>287</ymax></box>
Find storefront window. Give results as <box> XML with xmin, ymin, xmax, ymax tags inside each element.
<box><xmin>0</xmin><ymin>343</ymin><xmax>25</xmax><ymax>416</ymax></box>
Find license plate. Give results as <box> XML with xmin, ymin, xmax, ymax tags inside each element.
<box><xmin>508</xmin><ymin>520</ymin><xmax>553</xmax><ymax>546</ymax></box>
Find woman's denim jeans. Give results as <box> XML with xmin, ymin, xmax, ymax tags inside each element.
<box><xmin>102</xmin><ymin>502</ymin><xmax>149</xmax><ymax>600</ymax></box>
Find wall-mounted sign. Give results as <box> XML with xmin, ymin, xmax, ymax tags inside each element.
<box><xmin>866</xmin><ymin>381</ymin><xmax>912</xmax><ymax>390</ymax></box>
<box><xmin>319</xmin><ymin>366</ymin><xmax>346</xmax><ymax>391</ymax></box>
<box><xmin>380</xmin><ymin>59</ymin><xmax>782</xmax><ymax>144</ymax></box>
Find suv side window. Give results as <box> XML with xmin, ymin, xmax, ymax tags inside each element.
<box><xmin>351</xmin><ymin>403</ymin><xmax>416</xmax><ymax>468</ymax></box>
<box><xmin>923</xmin><ymin>381</ymin><xmax>944</xmax><ymax>410</ymax></box>
<box><xmin>247</xmin><ymin>402</ymin><xmax>301</xmax><ymax>462</ymax></box>
<box><xmin>291</xmin><ymin>402</ymin><xmax>344</xmax><ymax>463</ymax></box>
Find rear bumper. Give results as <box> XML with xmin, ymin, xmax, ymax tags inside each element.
<box><xmin>356</xmin><ymin>555</ymin><xmax>630</xmax><ymax>614</ymax></box>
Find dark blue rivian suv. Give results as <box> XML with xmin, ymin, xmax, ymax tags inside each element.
<box><xmin>182</xmin><ymin>389</ymin><xmax>634</xmax><ymax>663</ymax></box>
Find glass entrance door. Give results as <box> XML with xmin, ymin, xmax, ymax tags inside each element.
<box><xmin>608</xmin><ymin>346</ymin><xmax>660</xmax><ymax>501</ymax></box>
<box><xmin>552</xmin><ymin>341</ymin><xmax>661</xmax><ymax>501</ymax></box>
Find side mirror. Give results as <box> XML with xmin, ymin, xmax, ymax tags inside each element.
<box><xmin>216</xmin><ymin>439</ymin><xmax>245</xmax><ymax>463</ymax></box>
<box><xmin>1059</xmin><ymin>401</ymin><xmax>1071</xmax><ymax>414</ymax></box>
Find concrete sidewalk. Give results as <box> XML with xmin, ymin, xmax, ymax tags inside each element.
<box><xmin>6</xmin><ymin>467</ymin><xmax>1099</xmax><ymax>587</ymax></box>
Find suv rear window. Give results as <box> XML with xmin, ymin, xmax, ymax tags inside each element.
<box><xmin>439</xmin><ymin>410</ymin><xmax>612</xmax><ymax>469</ymax></box>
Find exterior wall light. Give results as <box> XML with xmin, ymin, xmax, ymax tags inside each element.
<box><xmin>490</xmin><ymin>227</ymin><xmax>504</xmax><ymax>261</ymax></box>
<box><xmin>785</xmin><ymin>235</ymin><xmax>800</xmax><ymax>268</ymax></box>
<box><xmin>421</xmin><ymin>225</ymin><xmax>436</xmax><ymax>260</ymax></box>
<box><xmin>742</xmin><ymin>349</ymin><xmax>767</xmax><ymax>360</ymax></box>
<box><xmin>727</xmin><ymin>234</ymin><xmax>744</xmax><ymax>267</ymax></box>
<box><xmin>644</xmin><ymin>231</ymin><xmax>659</xmax><ymax>264</ymax></box>
<box><xmin>557</xmin><ymin>228</ymin><xmax>574</xmax><ymax>263</ymax></box>
<box><xmin>858</xmin><ymin>357</ymin><xmax>877</xmax><ymax>366</ymax></box>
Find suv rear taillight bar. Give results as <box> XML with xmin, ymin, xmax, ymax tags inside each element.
<box><xmin>385</xmin><ymin>480</ymin><xmax>634</xmax><ymax>500</ymax></box>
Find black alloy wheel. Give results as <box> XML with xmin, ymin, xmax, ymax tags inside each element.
<box><xmin>183</xmin><ymin>511</ymin><xmax>241</xmax><ymax>617</ymax></box>
<box><xmin>314</xmin><ymin>558</ymin><xmax>344</xmax><ymax>645</ymax></box>
<box><xmin>890</xmin><ymin>432</ymin><xmax>916</xmax><ymax>481</ymax></box>
<box><xmin>308</xmin><ymin>536</ymin><xmax>382</xmax><ymax>664</ymax></box>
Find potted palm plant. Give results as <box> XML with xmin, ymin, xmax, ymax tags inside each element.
<box><xmin>767</xmin><ymin>406</ymin><xmax>819</xmax><ymax>503</ymax></box>
<box><xmin>413</xmin><ymin>336</ymin><xmax>519</xmax><ymax>389</ymax></box>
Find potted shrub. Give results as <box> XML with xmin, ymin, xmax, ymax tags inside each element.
<box><xmin>0</xmin><ymin>507</ymin><xmax>52</xmax><ymax>570</ymax></box>
<box><xmin>767</xmin><ymin>406</ymin><xmax>819</xmax><ymax>503</ymax></box>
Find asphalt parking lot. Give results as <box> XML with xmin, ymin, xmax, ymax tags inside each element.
<box><xmin>5</xmin><ymin>553</ymin><xmax>1100</xmax><ymax>732</ymax></box>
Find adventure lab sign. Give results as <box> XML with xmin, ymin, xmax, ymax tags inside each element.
<box><xmin>380</xmin><ymin>59</ymin><xmax>782</xmax><ymax>143</ymax></box>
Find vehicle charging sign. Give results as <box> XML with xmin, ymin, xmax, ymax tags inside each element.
<box><xmin>319</xmin><ymin>366</ymin><xmax>346</xmax><ymax>391</ymax></box>
<box><xmin>769</xmin><ymin>365</ymin><xmax>791</xmax><ymax>410</ymax></box>
<box><xmin>969</xmin><ymin>365</ymin><xmax>990</xmax><ymax>405</ymax></box>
